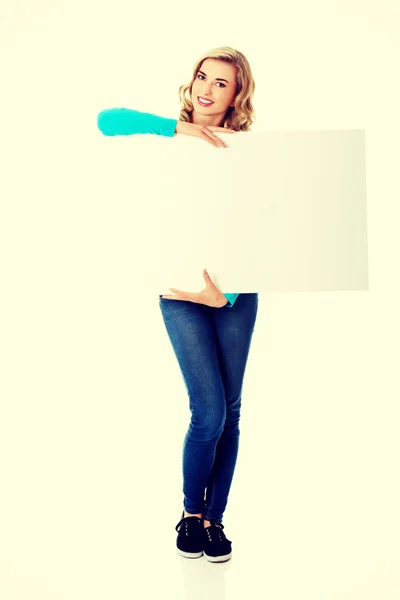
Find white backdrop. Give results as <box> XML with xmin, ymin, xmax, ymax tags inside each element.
<box><xmin>1</xmin><ymin>1</ymin><xmax>399</xmax><ymax>600</ymax></box>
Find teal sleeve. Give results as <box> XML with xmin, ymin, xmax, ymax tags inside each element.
<box><xmin>223</xmin><ymin>293</ymin><xmax>239</xmax><ymax>307</ymax></box>
<box><xmin>97</xmin><ymin>108</ymin><xmax>178</xmax><ymax>137</ymax></box>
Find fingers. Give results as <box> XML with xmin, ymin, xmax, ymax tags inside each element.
<box><xmin>202</xmin><ymin>131</ymin><xmax>225</xmax><ymax>148</ymax></box>
<box><xmin>202</xmin><ymin>128</ymin><xmax>222</xmax><ymax>147</ymax></box>
<box><xmin>203</xmin><ymin>127</ymin><xmax>226</xmax><ymax>148</ymax></box>
<box><xmin>204</xmin><ymin>126</ymin><xmax>234</xmax><ymax>147</ymax></box>
<box><xmin>214</xmin><ymin>137</ymin><xmax>227</xmax><ymax>148</ymax></box>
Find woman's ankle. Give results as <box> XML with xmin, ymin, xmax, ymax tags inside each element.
<box><xmin>184</xmin><ymin>510</ymin><xmax>202</xmax><ymax>518</ymax></box>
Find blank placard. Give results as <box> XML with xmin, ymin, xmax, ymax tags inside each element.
<box><xmin>97</xmin><ymin>129</ymin><xmax>368</xmax><ymax>294</ymax></box>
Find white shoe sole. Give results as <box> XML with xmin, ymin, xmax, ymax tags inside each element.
<box><xmin>203</xmin><ymin>550</ymin><xmax>232</xmax><ymax>562</ymax></box>
<box><xmin>177</xmin><ymin>548</ymin><xmax>203</xmax><ymax>559</ymax></box>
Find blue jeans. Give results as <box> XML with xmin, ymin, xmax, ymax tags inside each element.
<box><xmin>159</xmin><ymin>293</ymin><xmax>258</xmax><ymax>522</ymax></box>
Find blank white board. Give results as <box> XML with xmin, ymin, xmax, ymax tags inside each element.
<box><xmin>97</xmin><ymin>129</ymin><xmax>368</xmax><ymax>294</ymax></box>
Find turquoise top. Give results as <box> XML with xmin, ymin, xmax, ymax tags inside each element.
<box><xmin>97</xmin><ymin>107</ymin><xmax>240</xmax><ymax>308</ymax></box>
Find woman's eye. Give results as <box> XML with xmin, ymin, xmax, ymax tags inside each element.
<box><xmin>197</xmin><ymin>74</ymin><xmax>225</xmax><ymax>87</ymax></box>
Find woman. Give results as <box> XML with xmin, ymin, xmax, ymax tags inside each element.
<box><xmin>97</xmin><ymin>46</ymin><xmax>258</xmax><ymax>563</ymax></box>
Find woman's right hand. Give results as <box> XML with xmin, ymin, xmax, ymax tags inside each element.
<box><xmin>175</xmin><ymin>121</ymin><xmax>236</xmax><ymax>148</ymax></box>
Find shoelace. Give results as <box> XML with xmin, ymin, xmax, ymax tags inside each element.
<box><xmin>205</xmin><ymin>521</ymin><xmax>228</xmax><ymax>543</ymax></box>
<box><xmin>175</xmin><ymin>516</ymin><xmax>202</xmax><ymax>534</ymax></box>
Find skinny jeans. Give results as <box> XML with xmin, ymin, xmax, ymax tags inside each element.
<box><xmin>159</xmin><ymin>293</ymin><xmax>258</xmax><ymax>522</ymax></box>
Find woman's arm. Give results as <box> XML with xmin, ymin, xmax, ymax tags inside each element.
<box><xmin>97</xmin><ymin>108</ymin><xmax>178</xmax><ymax>137</ymax></box>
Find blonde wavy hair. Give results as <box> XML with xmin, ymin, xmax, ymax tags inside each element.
<box><xmin>178</xmin><ymin>46</ymin><xmax>256</xmax><ymax>132</ymax></box>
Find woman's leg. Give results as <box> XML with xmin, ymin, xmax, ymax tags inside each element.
<box><xmin>203</xmin><ymin>293</ymin><xmax>258</xmax><ymax>523</ymax></box>
<box><xmin>159</xmin><ymin>296</ymin><xmax>227</xmax><ymax>517</ymax></box>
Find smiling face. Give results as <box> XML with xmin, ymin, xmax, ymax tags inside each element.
<box><xmin>190</xmin><ymin>58</ymin><xmax>238</xmax><ymax>128</ymax></box>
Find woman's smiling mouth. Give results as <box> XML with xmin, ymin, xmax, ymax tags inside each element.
<box><xmin>197</xmin><ymin>97</ymin><xmax>214</xmax><ymax>106</ymax></box>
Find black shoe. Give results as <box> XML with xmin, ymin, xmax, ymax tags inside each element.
<box><xmin>175</xmin><ymin>510</ymin><xmax>204</xmax><ymax>559</ymax></box>
<box><xmin>203</xmin><ymin>521</ymin><xmax>232</xmax><ymax>563</ymax></box>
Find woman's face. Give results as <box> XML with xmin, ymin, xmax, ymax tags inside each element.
<box><xmin>191</xmin><ymin>58</ymin><xmax>238</xmax><ymax>120</ymax></box>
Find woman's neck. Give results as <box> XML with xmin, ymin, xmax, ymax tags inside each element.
<box><xmin>190</xmin><ymin>111</ymin><xmax>225</xmax><ymax>128</ymax></box>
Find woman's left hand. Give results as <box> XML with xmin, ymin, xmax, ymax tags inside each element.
<box><xmin>162</xmin><ymin>269</ymin><xmax>228</xmax><ymax>308</ymax></box>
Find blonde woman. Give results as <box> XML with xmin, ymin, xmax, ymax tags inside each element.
<box><xmin>97</xmin><ymin>46</ymin><xmax>258</xmax><ymax>563</ymax></box>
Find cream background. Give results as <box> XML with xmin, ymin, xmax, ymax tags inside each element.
<box><xmin>0</xmin><ymin>1</ymin><xmax>399</xmax><ymax>599</ymax></box>
<box><xmin>98</xmin><ymin>129</ymin><xmax>368</xmax><ymax>293</ymax></box>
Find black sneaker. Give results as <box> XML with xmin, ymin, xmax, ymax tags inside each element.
<box><xmin>203</xmin><ymin>521</ymin><xmax>232</xmax><ymax>562</ymax></box>
<box><xmin>175</xmin><ymin>510</ymin><xmax>204</xmax><ymax>559</ymax></box>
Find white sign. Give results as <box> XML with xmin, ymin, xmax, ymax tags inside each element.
<box><xmin>98</xmin><ymin>129</ymin><xmax>368</xmax><ymax>294</ymax></box>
